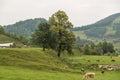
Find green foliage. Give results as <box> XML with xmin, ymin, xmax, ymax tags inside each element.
<box><xmin>81</xmin><ymin>40</ymin><xmax>115</xmax><ymax>55</ymax></box>
<box><xmin>72</xmin><ymin>13</ymin><xmax>120</xmax><ymax>43</ymax></box>
<box><xmin>0</xmin><ymin>25</ymin><xmax>5</xmax><ymax>34</ymax></box>
<box><xmin>4</xmin><ymin>18</ymin><xmax>47</xmax><ymax>37</ymax></box>
<box><xmin>82</xmin><ymin>44</ymin><xmax>91</xmax><ymax>55</ymax></box>
<box><xmin>49</xmin><ymin>10</ymin><xmax>75</xmax><ymax>57</ymax></box>
<box><xmin>49</xmin><ymin>10</ymin><xmax>73</xmax><ymax>28</ymax></box>
<box><xmin>102</xmin><ymin>40</ymin><xmax>115</xmax><ymax>53</ymax></box>
<box><xmin>85</xmin><ymin>27</ymin><xmax>106</xmax><ymax>38</ymax></box>
<box><xmin>76</xmin><ymin>36</ymin><xmax>91</xmax><ymax>46</ymax></box>
<box><xmin>31</xmin><ymin>22</ymin><xmax>51</xmax><ymax>50</ymax></box>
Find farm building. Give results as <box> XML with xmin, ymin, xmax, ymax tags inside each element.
<box><xmin>0</xmin><ymin>43</ymin><xmax>15</xmax><ymax>48</ymax></box>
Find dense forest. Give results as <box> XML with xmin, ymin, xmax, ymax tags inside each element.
<box><xmin>4</xmin><ymin>18</ymin><xmax>47</xmax><ymax>37</ymax></box>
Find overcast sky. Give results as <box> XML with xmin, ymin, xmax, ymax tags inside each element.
<box><xmin>0</xmin><ymin>0</ymin><xmax>120</xmax><ymax>27</ymax></box>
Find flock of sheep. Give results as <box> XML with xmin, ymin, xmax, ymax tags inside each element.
<box><xmin>81</xmin><ymin>59</ymin><xmax>119</xmax><ymax>80</ymax></box>
<box><xmin>64</xmin><ymin>58</ymin><xmax>119</xmax><ymax>80</ymax></box>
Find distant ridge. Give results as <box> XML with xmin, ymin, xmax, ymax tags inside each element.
<box><xmin>72</xmin><ymin>13</ymin><xmax>120</xmax><ymax>49</ymax></box>
<box><xmin>72</xmin><ymin>13</ymin><xmax>120</xmax><ymax>31</ymax></box>
<box><xmin>4</xmin><ymin>18</ymin><xmax>47</xmax><ymax>37</ymax></box>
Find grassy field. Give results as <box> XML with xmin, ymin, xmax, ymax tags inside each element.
<box><xmin>0</xmin><ymin>48</ymin><xmax>67</xmax><ymax>71</ymax></box>
<box><xmin>0</xmin><ymin>66</ymin><xmax>119</xmax><ymax>80</ymax></box>
<box><xmin>68</xmin><ymin>55</ymin><xmax>120</xmax><ymax>65</ymax></box>
<box><xmin>0</xmin><ymin>48</ymin><xmax>120</xmax><ymax>80</ymax></box>
<box><xmin>0</xmin><ymin>34</ymin><xmax>23</xmax><ymax>46</ymax></box>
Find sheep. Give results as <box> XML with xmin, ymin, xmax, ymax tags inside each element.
<box><xmin>101</xmin><ymin>69</ymin><xmax>104</xmax><ymax>74</ymax></box>
<box><xmin>96</xmin><ymin>59</ymin><xmax>100</xmax><ymax>62</ymax></box>
<box><xmin>111</xmin><ymin>59</ymin><xmax>115</xmax><ymax>62</ymax></box>
<box><xmin>80</xmin><ymin>68</ymin><xmax>85</xmax><ymax>74</ymax></box>
<box><xmin>82</xmin><ymin>72</ymin><xmax>95</xmax><ymax>80</ymax></box>
<box><xmin>64</xmin><ymin>65</ymin><xmax>69</xmax><ymax>69</ymax></box>
<box><xmin>87</xmin><ymin>60</ymin><xmax>91</xmax><ymax>62</ymax></box>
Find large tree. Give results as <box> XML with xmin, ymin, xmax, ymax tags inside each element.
<box><xmin>49</xmin><ymin>10</ymin><xmax>75</xmax><ymax>57</ymax></box>
<box><xmin>31</xmin><ymin>22</ymin><xmax>51</xmax><ymax>51</ymax></box>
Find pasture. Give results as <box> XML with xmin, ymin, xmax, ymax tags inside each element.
<box><xmin>0</xmin><ymin>48</ymin><xmax>120</xmax><ymax>80</ymax></box>
<box><xmin>0</xmin><ymin>66</ymin><xmax>119</xmax><ymax>80</ymax></box>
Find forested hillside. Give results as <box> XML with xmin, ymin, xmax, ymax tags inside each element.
<box><xmin>72</xmin><ymin>13</ymin><xmax>120</xmax><ymax>41</ymax></box>
<box><xmin>4</xmin><ymin>18</ymin><xmax>47</xmax><ymax>37</ymax></box>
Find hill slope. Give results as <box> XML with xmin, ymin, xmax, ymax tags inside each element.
<box><xmin>0</xmin><ymin>25</ymin><xmax>23</xmax><ymax>46</ymax></box>
<box><xmin>0</xmin><ymin>34</ymin><xmax>23</xmax><ymax>46</ymax></box>
<box><xmin>0</xmin><ymin>48</ymin><xmax>119</xmax><ymax>80</ymax></box>
<box><xmin>72</xmin><ymin>13</ymin><xmax>120</xmax><ymax>43</ymax></box>
<box><xmin>0</xmin><ymin>48</ymin><xmax>67</xmax><ymax>71</ymax></box>
<box><xmin>4</xmin><ymin>18</ymin><xmax>47</xmax><ymax>37</ymax></box>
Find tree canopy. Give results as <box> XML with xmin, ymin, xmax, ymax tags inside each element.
<box><xmin>49</xmin><ymin>10</ymin><xmax>75</xmax><ymax>57</ymax></box>
<box><xmin>31</xmin><ymin>22</ymin><xmax>51</xmax><ymax>51</ymax></box>
<box><xmin>31</xmin><ymin>10</ymin><xmax>76</xmax><ymax>57</ymax></box>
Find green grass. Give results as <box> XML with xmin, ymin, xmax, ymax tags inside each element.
<box><xmin>0</xmin><ymin>48</ymin><xmax>120</xmax><ymax>80</ymax></box>
<box><xmin>0</xmin><ymin>34</ymin><xmax>23</xmax><ymax>46</ymax></box>
<box><xmin>0</xmin><ymin>66</ymin><xmax>82</xmax><ymax>80</ymax></box>
<box><xmin>68</xmin><ymin>55</ymin><xmax>120</xmax><ymax>65</ymax></box>
<box><xmin>0</xmin><ymin>48</ymin><xmax>67</xmax><ymax>71</ymax></box>
<box><xmin>67</xmin><ymin>55</ymin><xmax>120</xmax><ymax>69</ymax></box>
<box><xmin>0</xmin><ymin>65</ymin><xmax>119</xmax><ymax>80</ymax></box>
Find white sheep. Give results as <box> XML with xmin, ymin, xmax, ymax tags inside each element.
<box><xmin>82</xmin><ymin>72</ymin><xmax>95</xmax><ymax>80</ymax></box>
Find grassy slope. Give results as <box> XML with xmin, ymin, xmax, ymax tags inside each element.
<box><xmin>0</xmin><ymin>48</ymin><xmax>83</xmax><ymax>80</ymax></box>
<box><xmin>0</xmin><ymin>34</ymin><xmax>23</xmax><ymax>46</ymax></box>
<box><xmin>0</xmin><ymin>66</ymin><xmax>119</xmax><ymax>80</ymax></box>
<box><xmin>0</xmin><ymin>48</ymin><xmax>67</xmax><ymax>71</ymax></box>
<box><xmin>0</xmin><ymin>48</ymin><xmax>120</xmax><ymax>80</ymax></box>
<box><xmin>67</xmin><ymin>55</ymin><xmax>120</xmax><ymax>69</ymax></box>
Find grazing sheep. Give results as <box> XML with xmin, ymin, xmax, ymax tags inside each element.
<box><xmin>82</xmin><ymin>72</ymin><xmax>95</xmax><ymax>80</ymax></box>
<box><xmin>101</xmin><ymin>69</ymin><xmax>104</xmax><ymax>74</ymax></box>
<box><xmin>64</xmin><ymin>65</ymin><xmax>69</xmax><ymax>69</ymax></box>
<box><xmin>96</xmin><ymin>59</ymin><xmax>100</xmax><ymax>62</ymax></box>
<box><xmin>111</xmin><ymin>59</ymin><xmax>115</xmax><ymax>62</ymax></box>
<box><xmin>107</xmin><ymin>67</ymin><xmax>114</xmax><ymax>71</ymax></box>
<box><xmin>87</xmin><ymin>60</ymin><xmax>91</xmax><ymax>62</ymax></box>
<box><xmin>81</xmin><ymin>68</ymin><xmax>85</xmax><ymax>74</ymax></box>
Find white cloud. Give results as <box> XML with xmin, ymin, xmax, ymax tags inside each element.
<box><xmin>0</xmin><ymin>0</ymin><xmax>120</xmax><ymax>26</ymax></box>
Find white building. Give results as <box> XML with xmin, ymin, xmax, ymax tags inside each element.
<box><xmin>0</xmin><ymin>43</ymin><xmax>14</xmax><ymax>48</ymax></box>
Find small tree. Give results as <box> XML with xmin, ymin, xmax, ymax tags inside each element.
<box><xmin>83</xmin><ymin>44</ymin><xmax>91</xmax><ymax>55</ymax></box>
<box><xmin>31</xmin><ymin>22</ymin><xmax>51</xmax><ymax>51</ymax></box>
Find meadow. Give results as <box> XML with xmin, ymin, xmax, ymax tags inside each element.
<box><xmin>0</xmin><ymin>48</ymin><xmax>120</xmax><ymax>80</ymax></box>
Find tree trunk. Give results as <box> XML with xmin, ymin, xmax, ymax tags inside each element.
<box><xmin>57</xmin><ymin>43</ymin><xmax>61</xmax><ymax>57</ymax></box>
<box><xmin>43</xmin><ymin>47</ymin><xmax>45</xmax><ymax>51</ymax></box>
<box><xmin>57</xmin><ymin>51</ymin><xmax>61</xmax><ymax>57</ymax></box>
<box><xmin>43</xmin><ymin>44</ymin><xmax>46</xmax><ymax>51</ymax></box>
